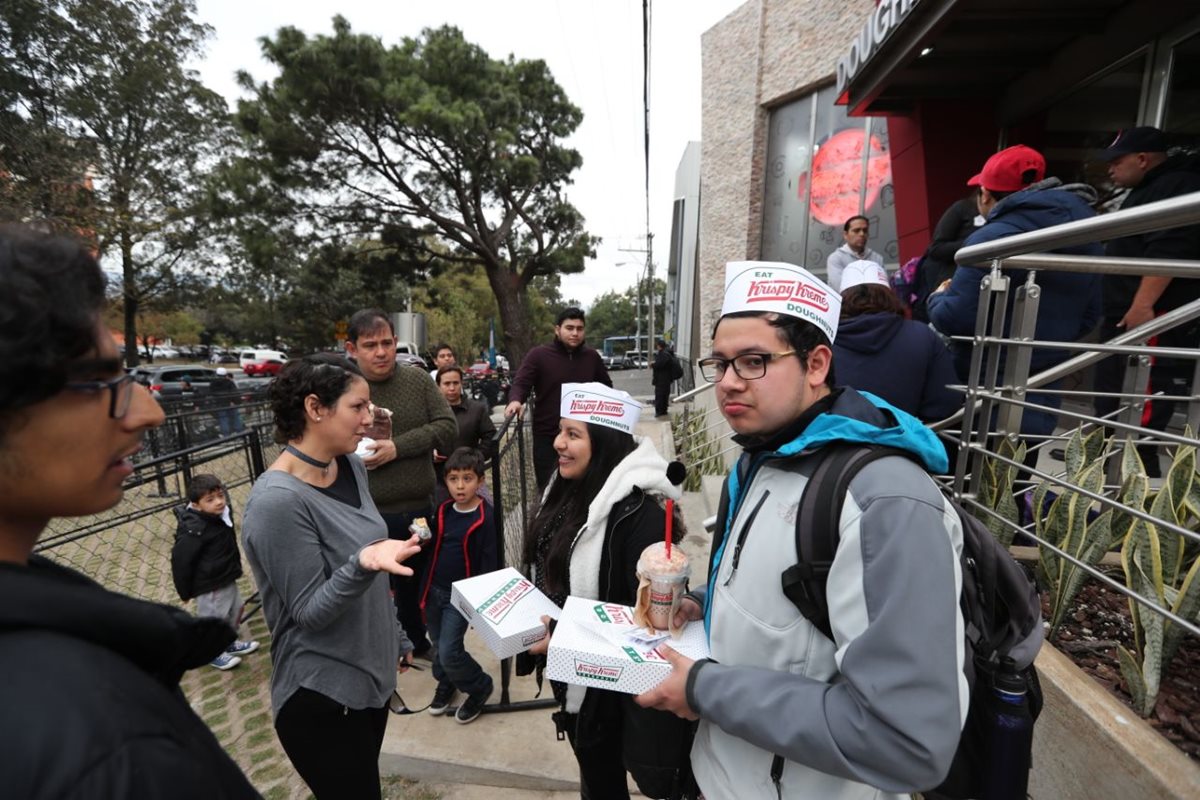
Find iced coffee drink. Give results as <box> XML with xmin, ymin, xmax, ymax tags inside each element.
<box><xmin>633</xmin><ymin>541</ymin><xmax>690</xmax><ymax>637</ymax></box>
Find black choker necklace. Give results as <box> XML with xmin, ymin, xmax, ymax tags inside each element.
<box><xmin>286</xmin><ymin>444</ymin><xmax>331</xmax><ymax>476</ymax></box>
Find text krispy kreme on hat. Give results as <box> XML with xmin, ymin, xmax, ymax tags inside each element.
<box><xmin>721</xmin><ymin>261</ymin><xmax>841</xmax><ymax>343</ymax></box>
<box><xmin>560</xmin><ymin>382</ymin><xmax>641</xmax><ymax>434</ymax></box>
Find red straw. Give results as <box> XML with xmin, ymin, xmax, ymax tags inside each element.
<box><xmin>665</xmin><ymin>499</ymin><xmax>674</xmax><ymax>559</ymax></box>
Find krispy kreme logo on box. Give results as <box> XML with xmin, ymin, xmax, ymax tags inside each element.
<box><xmin>574</xmin><ymin>659</ymin><xmax>623</xmax><ymax>683</ymax></box>
<box><xmin>592</xmin><ymin>603</ymin><xmax>635</xmax><ymax>626</ymax></box>
<box><xmin>476</xmin><ymin>577</ymin><xmax>533</xmax><ymax>624</ymax></box>
<box><xmin>744</xmin><ymin>278</ymin><xmax>830</xmax><ymax>313</ymax></box>
<box><xmin>568</xmin><ymin>398</ymin><xmax>625</xmax><ymax>417</ymax></box>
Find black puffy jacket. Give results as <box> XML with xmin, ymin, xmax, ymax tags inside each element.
<box><xmin>0</xmin><ymin>556</ymin><xmax>260</xmax><ymax>799</ymax></box>
<box><xmin>172</xmin><ymin>505</ymin><xmax>243</xmax><ymax>601</ymax></box>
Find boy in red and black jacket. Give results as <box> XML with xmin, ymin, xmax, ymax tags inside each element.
<box><xmin>418</xmin><ymin>447</ymin><xmax>498</xmax><ymax>724</ymax></box>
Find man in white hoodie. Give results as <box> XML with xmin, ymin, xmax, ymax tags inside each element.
<box><xmin>826</xmin><ymin>215</ymin><xmax>884</xmax><ymax>291</ymax></box>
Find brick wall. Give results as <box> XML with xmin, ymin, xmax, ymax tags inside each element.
<box><xmin>698</xmin><ymin>0</ymin><xmax>877</xmax><ymax>339</ymax></box>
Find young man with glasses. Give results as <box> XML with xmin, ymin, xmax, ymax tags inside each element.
<box><xmin>637</xmin><ymin>261</ymin><xmax>967</xmax><ymax>799</ymax></box>
<box><xmin>0</xmin><ymin>226</ymin><xmax>258</xmax><ymax>797</ymax></box>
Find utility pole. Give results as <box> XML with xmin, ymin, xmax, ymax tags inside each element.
<box><xmin>645</xmin><ymin>233</ymin><xmax>654</xmax><ymax>358</ymax></box>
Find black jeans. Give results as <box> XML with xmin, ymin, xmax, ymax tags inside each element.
<box><xmin>654</xmin><ymin>382</ymin><xmax>671</xmax><ymax>417</ymax></box>
<box><xmin>533</xmin><ymin>434</ymin><xmax>558</xmax><ymax>490</ymax></box>
<box><xmin>275</xmin><ymin>687</ymin><xmax>389</xmax><ymax>800</ymax></box>
<box><xmin>379</xmin><ymin>508</ymin><xmax>432</xmax><ymax>651</ymax></box>
<box><xmin>1093</xmin><ymin>316</ymin><xmax>1200</xmax><ymax>477</ymax></box>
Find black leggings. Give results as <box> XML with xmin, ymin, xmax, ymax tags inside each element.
<box><xmin>275</xmin><ymin>687</ymin><xmax>390</xmax><ymax>800</ymax></box>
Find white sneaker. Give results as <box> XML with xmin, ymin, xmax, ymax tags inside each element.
<box><xmin>226</xmin><ymin>640</ymin><xmax>260</xmax><ymax>656</ymax></box>
<box><xmin>210</xmin><ymin>652</ymin><xmax>241</xmax><ymax>671</ymax></box>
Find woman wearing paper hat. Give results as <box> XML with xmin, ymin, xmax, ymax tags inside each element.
<box><xmin>522</xmin><ymin>382</ymin><xmax>693</xmax><ymax>799</ymax></box>
<box><xmin>833</xmin><ymin>260</ymin><xmax>961</xmax><ymax>423</ymax></box>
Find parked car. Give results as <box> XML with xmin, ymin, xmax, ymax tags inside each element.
<box><xmin>129</xmin><ymin>366</ymin><xmax>220</xmax><ymax>398</ymax></box>
<box><xmin>395</xmin><ymin>353</ymin><xmax>429</xmax><ymax>370</ymax></box>
<box><xmin>239</xmin><ymin>348</ymin><xmax>288</xmax><ymax>368</ymax></box>
<box><xmin>602</xmin><ymin>353</ymin><xmax>633</xmax><ymax>371</ymax></box>
<box><xmin>242</xmin><ymin>359</ymin><xmax>285</xmax><ymax>377</ymax></box>
<box><xmin>466</xmin><ymin>360</ymin><xmax>494</xmax><ymax>377</ymax></box>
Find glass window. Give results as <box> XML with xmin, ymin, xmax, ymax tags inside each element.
<box><xmin>761</xmin><ymin>87</ymin><xmax>896</xmax><ymax>281</ymax></box>
<box><xmin>1040</xmin><ymin>53</ymin><xmax>1146</xmax><ymax>195</ymax></box>
<box><xmin>1163</xmin><ymin>31</ymin><xmax>1200</xmax><ymax>136</ymax></box>
<box><xmin>761</xmin><ymin>94</ymin><xmax>814</xmax><ymax>265</ymax></box>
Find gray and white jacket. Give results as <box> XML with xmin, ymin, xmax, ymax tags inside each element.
<box><xmin>687</xmin><ymin>388</ymin><xmax>966</xmax><ymax>799</ymax></box>
<box><xmin>826</xmin><ymin>244</ymin><xmax>885</xmax><ymax>291</ymax></box>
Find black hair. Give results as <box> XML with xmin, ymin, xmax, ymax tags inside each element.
<box><xmin>843</xmin><ymin>215</ymin><xmax>869</xmax><ymax>232</ymax></box>
<box><xmin>347</xmin><ymin>308</ymin><xmax>394</xmax><ymax>342</ymax></box>
<box><xmin>555</xmin><ymin>307</ymin><xmax>585</xmax><ymax>326</ymax></box>
<box><xmin>433</xmin><ymin>342</ymin><xmax>455</xmax><ymax>358</ymax></box>
<box><xmin>187</xmin><ymin>474</ymin><xmax>225</xmax><ymax>503</ymax></box>
<box><xmin>713</xmin><ymin>311</ymin><xmax>836</xmax><ymax>388</ymax></box>
<box><xmin>436</xmin><ymin>365</ymin><xmax>464</xmax><ymax>383</ymax></box>
<box><xmin>840</xmin><ymin>284</ymin><xmax>905</xmax><ymax>318</ymax></box>
<box><xmin>0</xmin><ymin>225</ymin><xmax>107</xmax><ymax>444</ymax></box>
<box><xmin>444</xmin><ymin>446</ymin><xmax>486</xmax><ymax>478</ymax></box>
<box><xmin>523</xmin><ymin>422</ymin><xmax>637</xmax><ymax>595</ymax></box>
<box><xmin>268</xmin><ymin>353</ymin><xmax>364</xmax><ymax>442</ymax></box>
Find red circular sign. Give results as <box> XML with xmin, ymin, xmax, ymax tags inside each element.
<box><xmin>799</xmin><ymin>128</ymin><xmax>892</xmax><ymax>226</ymax></box>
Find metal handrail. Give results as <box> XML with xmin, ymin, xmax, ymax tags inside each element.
<box><xmin>673</xmin><ymin>381</ymin><xmax>714</xmax><ymax>403</ymax></box>
<box><xmin>955</xmin><ymin>190</ymin><xmax>1200</xmax><ymax>264</ymax></box>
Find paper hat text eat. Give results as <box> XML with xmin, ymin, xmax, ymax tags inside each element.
<box><xmin>720</xmin><ymin>261</ymin><xmax>840</xmax><ymax>343</ymax></box>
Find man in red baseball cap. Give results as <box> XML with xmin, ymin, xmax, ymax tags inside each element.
<box><xmin>927</xmin><ymin>144</ymin><xmax>1102</xmax><ymax>444</ymax></box>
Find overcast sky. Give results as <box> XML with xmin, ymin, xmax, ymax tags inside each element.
<box><xmin>191</xmin><ymin>0</ymin><xmax>745</xmax><ymax>308</ymax></box>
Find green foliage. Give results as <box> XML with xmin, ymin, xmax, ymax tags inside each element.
<box><xmin>585</xmin><ymin>277</ymin><xmax>668</xmax><ymax>348</ymax></box>
<box><xmin>2</xmin><ymin>0</ymin><xmax>232</xmax><ymax>367</ymax></box>
<box><xmin>973</xmin><ymin>437</ymin><xmax>1026</xmax><ymax>547</ymax></box>
<box><xmin>1111</xmin><ymin>427</ymin><xmax>1200</xmax><ymax>716</ymax></box>
<box><xmin>1035</xmin><ymin>428</ymin><xmax>1113</xmax><ymax>638</ymax></box>
<box><xmin>234</xmin><ymin>20</ymin><xmax>598</xmax><ymax>363</ymax></box>
<box><xmin>673</xmin><ymin>407</ymin><xmax>728</xmax><ymax>493</ymax></box>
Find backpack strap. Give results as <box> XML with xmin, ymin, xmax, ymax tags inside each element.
<box><xmin>781</xmin><ymin>444</ymin><xmax>911</xmax><ymax>641</ymax></box>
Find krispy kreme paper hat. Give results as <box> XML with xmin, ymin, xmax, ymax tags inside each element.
<box><xmin>720</xmin><ymin>261</ymin><xmax>840</xmax><ymax>342</ymax></box>
<box><xmin>840</xmin><ymin>260</ymin><xmax>890</xmax><ymax>293</ymax></box>
<box><xmin>560</xmin><ymin>382</ymin><xmax>640</xmax><ymax>435</ymax></box>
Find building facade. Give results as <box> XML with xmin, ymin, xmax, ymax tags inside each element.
<box><xmin>698</xmin><ymin>0</ymin><xmax>1200</xmax><ymax>335</ymax></box>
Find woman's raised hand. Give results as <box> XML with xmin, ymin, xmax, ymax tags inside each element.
<box><xmin>359</xmin><ymin>534</ymin><xmax>422</xmax><ymax>574</ymax></box>
<box><xmin>673</xmin><ymin>595</ymin><xmax>703</xmax><ymax>631</ymax></box>
<box><xmin>527</xmin><ymin>615</ymin><xmax>554</xmax><ymax>656</ymax></box>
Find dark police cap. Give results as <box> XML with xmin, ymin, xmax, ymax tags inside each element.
<box><xmin>1101</xmin><ymin>126</ymin><xmax>1168</xmax><ymax>160</ymax></box>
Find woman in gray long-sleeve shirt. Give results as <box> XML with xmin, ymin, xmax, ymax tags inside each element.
<box><xmin>242</xmin><ymin>354</ymin><xmax>421</xmax><ymax>800</ymax></box>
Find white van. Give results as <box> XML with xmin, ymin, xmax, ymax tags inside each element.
<box><xmin>239</xmin><ymin>349</ymin><xmax>287</xmax><ymax>368</ymax></box>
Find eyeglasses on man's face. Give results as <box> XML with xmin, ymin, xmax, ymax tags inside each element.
<box><xmin>697</xmin><ymin>350</ymin><xmax>797</xmax><ymax>383</ymax></box>
<box><xmin>64</xmin><ymin>373</ymin><xmax>137</xmax><ymax>419</ymax></box>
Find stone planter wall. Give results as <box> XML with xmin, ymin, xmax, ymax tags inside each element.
<box><xmin>1030</xmin><ymin>644</ymin><xmax>1200</xmax><ymax>798</ymax></box>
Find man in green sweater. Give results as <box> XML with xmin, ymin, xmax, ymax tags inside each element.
<box><xmin>346</xmin><ymin>309</ymin><xmax>456</xmax><ymax>656</ymax></box>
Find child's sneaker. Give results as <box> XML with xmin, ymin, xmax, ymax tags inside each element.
<box><xmin>428</xmin><ymin>682</ymin><xmax>458</xmax><ymax>717</ymax></box>
<box><xmin>226</xmin><ymin>640</ymin><xmax>260</xmax><ymax>656</ymax></box>
<box><xmin>210</xmin><ymin>652</ymin><xmax>241</xmax><ymax>671</ymax></box>
<box><xmin>455</xmin><ymin>683</ymin><xmax>493</xmax><ymax>725</ymax></box>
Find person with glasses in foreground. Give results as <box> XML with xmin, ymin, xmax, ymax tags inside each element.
<box><xmin>0</xmin><ymin>226</ymin><xmax>259</xmax><ymax>798</ymax></box>
<box><xmin>242</xmin><ymin>354</ymin><xmax>423</xmax><ymax>800</ymax></box>
<box><xmin>636</xmin><ymin>261</ymin><xmax>966</xmax><ymax>800</ymax></box>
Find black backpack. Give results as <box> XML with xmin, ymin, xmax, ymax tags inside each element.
<box><xmin>670</xmin><ymin>353</ymin><xmax>684</xmax><ymax>381</ymax></box>
<box><xmin>778</xmin><ymin>444</ymin><xmax>1044</xmax><ymax>800</ymax></box>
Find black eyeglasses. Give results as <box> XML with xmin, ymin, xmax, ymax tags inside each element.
<box><xmin>697</xmin><ymin>350</ymin><xmax>798</xmax><ymax>383</ymax></box>
<box><xmin>64</xmin><ymin>373</ymin><xmax>137</xmax><ymax>419</ymax></box>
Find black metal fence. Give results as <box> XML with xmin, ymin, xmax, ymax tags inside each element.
<box><xmin>35</xmin><ymin>406</ymin><xmax>537</xmax><ymax>611</ymax></box>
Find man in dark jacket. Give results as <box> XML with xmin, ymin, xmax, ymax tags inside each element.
<box><xmin>928</xmin><ymin>144</ymin><xmax>1102</xmax><ymax>437</ymax></box>
<box><xmin>504</xmin><ymin>307</ymin><xmax>612</xmax><ymax>488</ymax></box>
<box><xmin>434</xmin><ymin>365</ymin><xmax>497</xmax><ymax>504</ymax></box>
<box><xmin>0</xmin><ymin>226</ymin><xmax>258</xmax><ymax>798</ymax></box>
<box><xmin>1092</xmin><ymin>126</ymin><xmax>1200</xmax><ymax>476</ymax></box>
<box><xmin>651</xmin><ymin>339</ymin><xmax>675</xmax><ymax>418</ymax></box>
